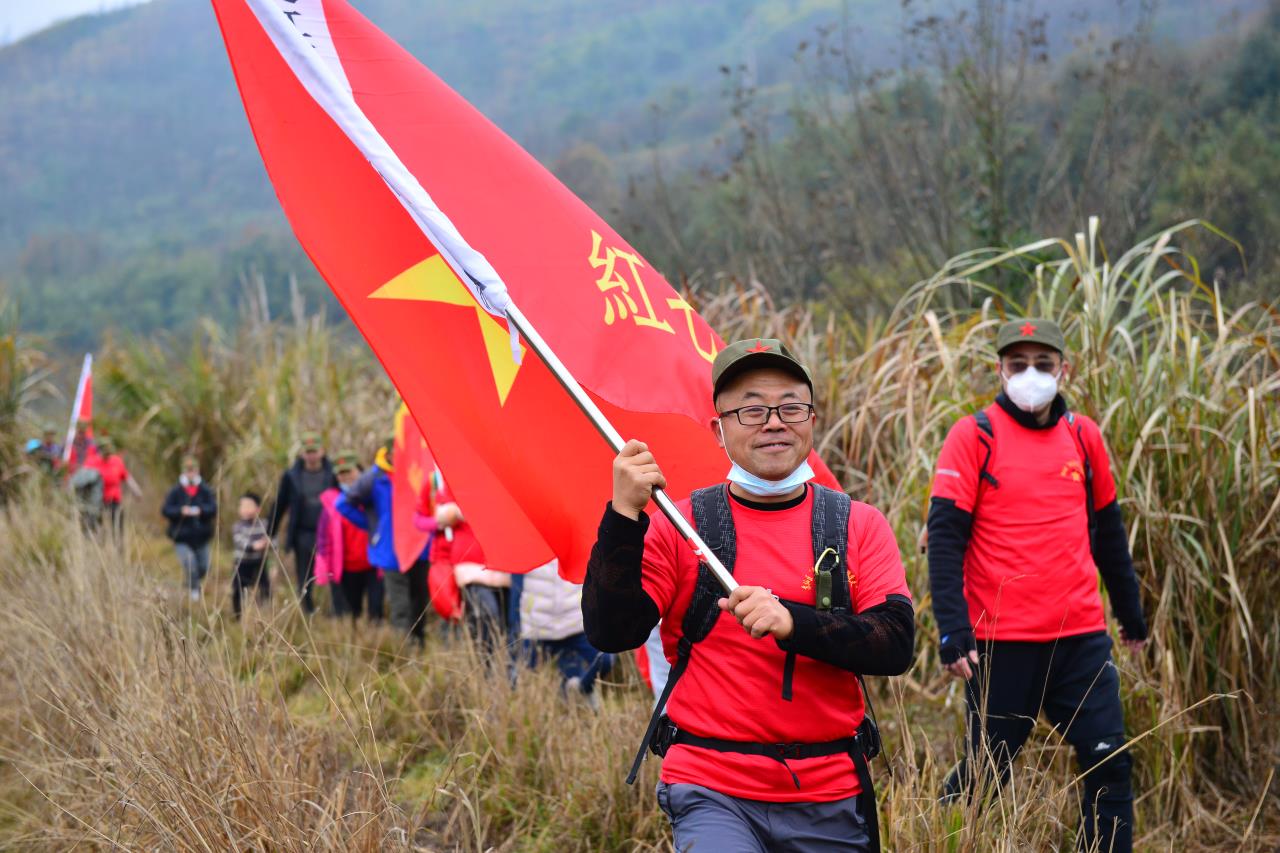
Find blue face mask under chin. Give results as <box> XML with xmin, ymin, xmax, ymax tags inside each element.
<box><xmin>718</xmin><ymin>420</ymin><xmax>815</xmax><ymax>497</ymax></box>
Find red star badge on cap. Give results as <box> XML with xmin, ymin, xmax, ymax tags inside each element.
<box><xmin>1019</xmin><ymin>322</ymin><xmax>1037</xmax><ymax>337</ymax></box>
<box><xmin>747</xmin><ymin>340</ymin><xmax>771</xmax><ymax>353</ymax></box>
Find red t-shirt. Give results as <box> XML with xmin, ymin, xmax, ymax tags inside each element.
<box><xmin>97</xmin><ymin>455</ymin><xmax>129</xmax><ymax>504</ymax></box>
<box><xmin>641</xmin><ymin>485</ymin><xmax>911</xmax><ymax>802</ymax></box>
<box><xmin>930</xmin><ymin>403</ymin><xmax>1117</xmax><ymax>641</ymax></box>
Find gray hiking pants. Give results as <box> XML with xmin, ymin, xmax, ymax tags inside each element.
<box><xmin>174</xmin><ymin>542</ymin><xmax>210</xmax><ymax>592</ymax></box>
<box><xmin>656</xmin><ymin>781</ymin><xmax>871</xmax><ymax>852</ymax></box>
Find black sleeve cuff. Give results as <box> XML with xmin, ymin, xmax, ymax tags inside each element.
<box><xmin>778</xmin><ymin>599</ymin><xmax>819</xmax><ymax>650</ymax></box>
<box><xmin>598</xmin><ymin>501</ymin><xmax>649</xmax><ymax>543</ymax></box>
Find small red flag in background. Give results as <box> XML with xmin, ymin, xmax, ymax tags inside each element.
<box><xmin>63</xmin><ymin>353</ymin><xmax>94</xmax><ymax>467</ymax></box>
<box><xmin>392</xmin><ymin>402</ymin><xmax>435</xmax><ymax>572</ymax></box>
<box><xmin>211</xmin><ymin>0</ymin><xmax>837</xmax><ymax>580</ymax></box>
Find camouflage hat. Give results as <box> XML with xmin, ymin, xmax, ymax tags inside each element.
<box><xmin>996</xmin><ymin>318</ymin><xmax>1066</xmax><ymax>355</ymax></box>
<box><xmin>97</xmin><ymin>436</ymin><xmax>115</xmax><ymax>454</ymax></box>
<box><xmin>298</xmin><ymin>430</ymin><xmax>323</xmax><ymax>451</ymax></box>
<box><xmin>711</xmin><ymin>338</ymin><xmax>813</xmax><ymax>399</ymax></box>
<box><xmin>334</xmin><ymin>449</ymin><xmax>359</xmax><ymax>473</ymax></box>
<box><xmin>181</xmin><ymin>454</ymin><xmax>200</xmax><ymax>469</ymax></box>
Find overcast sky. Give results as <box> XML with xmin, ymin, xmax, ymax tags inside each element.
<box><xmin>0</xmin><ymin>0</ymin><xmax>150</xmax><ymax>45</ymax></box>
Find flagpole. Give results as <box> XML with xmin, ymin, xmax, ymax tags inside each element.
<box><xmin>63</xmin><ymin>353</ymin><xmax>91</xmax><ymax>464</ymax></box>
<box><xmin>505</xmin><ymin>304</ymin><xmax>738</xmax><ymax>594</ymax></box>
<box><xmin>230</xmin><ymin>0</ymin><xmax>734</xmax><ymax>593</ymax></box>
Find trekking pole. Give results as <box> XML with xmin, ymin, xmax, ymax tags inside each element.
<box><xmin>504</xmin><ymin>303</ymin><xmax>737</xmax><ymax>594</ymax></box>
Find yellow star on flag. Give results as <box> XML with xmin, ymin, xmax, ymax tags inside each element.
<box><xmin>370</xmin><ymin>255</ymin><xmax>525</xmax><ymax>405</ymax></box>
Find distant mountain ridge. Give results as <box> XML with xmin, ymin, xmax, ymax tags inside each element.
<box><xmin>0</xmin><ymin>0</ymin><xmax>1263</xmax><ymax>345</ymax></box>
<box><xmin>0</xmin><ymin>0</ymin><xmax>871</xmax><ymax>265</ymax></box>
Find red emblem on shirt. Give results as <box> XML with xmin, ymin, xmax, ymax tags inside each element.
<box><xmin>747</xmin><ymin>340</ymin><xmax>771</xmax><ymax>353</ymax></box>
<box><xmin>1020</xmin><ymin>322</ymin><xmax>1038</xmax><ymax>337</ymax></box>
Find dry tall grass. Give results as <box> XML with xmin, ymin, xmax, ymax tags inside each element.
<box><xmin>1</xmin><ymin>220</ymin><xmax>1275</xmax><ymax>850</ymax></box>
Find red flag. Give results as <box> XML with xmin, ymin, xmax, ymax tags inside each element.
<box><xmin>63</xmin><ymin>353</ymin><xmax>94</xmax><ymax>466</ymax></box>
<box><xmin>211</xmin><ymin>0</ymin><xmax>837</xmax><ymax>580</ymax></box>
<box><xmin>391</xmin><ymin>402</ymin><xmax>435</xmax><ymax>571</ymax></box>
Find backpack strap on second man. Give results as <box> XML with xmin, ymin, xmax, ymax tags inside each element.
<box><xmin>973</xmin><ymin>409</ymin><xmax>999</xmax><ymax>490</ymax></box>
<box><xmin>1064</xmin><ymin>412</ymin><xmax>1097</xmax><ymax>552</ymax></box>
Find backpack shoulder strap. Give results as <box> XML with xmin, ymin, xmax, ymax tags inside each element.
<box><xmin>810</xmin><ymin>483</ymin><xmax>881</xmax><ymax>755</ymax></box>
<box><xmin>683</xmin><ymin>484</ymin><xmax>736</xmax><ymax>642</ymax></box>
<box><xmin>974</xmin><ymin>409</ymin><xmax>994</xmax><ymax>438</ymax></box>
<box><xmin>626</xmin><ymin>483</ymin><xmax>735</xmax><ymax>785</ymax></box>
<box><xmin>810</xmin><ymin>484</ymin><xmax>853</xmax><ymax>611</ymax></box>
<box><xmin>1063</xmin><ymin>411</ymin><xmax>1098</xmax><ymax>550</ymax></box>
<box><xmin>972</xmin><ymin>409</ymin><xmax>999</xmax><ymax>493</ymax></box>
<box><xmin>776</xmin><ymin>484</ymin><xmax>852</xmax><ymax>702</ymax></box>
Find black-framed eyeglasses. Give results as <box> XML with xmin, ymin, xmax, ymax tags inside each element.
<box><xmin>718</xmin><ymin>403</ymin><xmax>815</xmax><ymax>426</ymax></box>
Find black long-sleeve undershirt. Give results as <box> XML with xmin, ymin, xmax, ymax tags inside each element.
<box><xmin>926</xmin><ymin>497</ymin><xmax>974</xmax><ymax>639</ymax></box>
<box><xmin>582</xmin><ymin>502</ymin><xmax>916</xmax><ymax>675</ymax></box>
<box><xmin>582</xmin><ymin>506</ymin><xmax>660</xmax><ymax>653</ymax></box>
<box><xmin>776</xmin><ymin>595</ymin><xmax>915</xmax><ymax>676</ymax></box>
<box><xmin>1093</xmin><ymin>500</ymin><xmax>1147</xmax><ymax>639</ymax></box>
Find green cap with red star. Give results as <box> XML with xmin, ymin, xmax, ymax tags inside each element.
<box><xmin>996</xmin><ymin>318</ymin><xmax>1066</xmax><ymax>355</ymax></box>
<box><xmin>711</xmin><ymin>338</ymin><xmax>813</xmax><ymax>399</ymax></box>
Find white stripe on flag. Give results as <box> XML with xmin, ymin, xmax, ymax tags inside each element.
<box><xmin>63</xmin><ymin>352</ymin><xmax>91</xmax><ymax>463</ymax></box>
<box><xmin>243</xmin><ymin>0</ymin><xmax>513</xmax><ymax>319</ymax></box>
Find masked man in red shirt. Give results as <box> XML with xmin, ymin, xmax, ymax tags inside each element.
<box><xmin>927</xmin><ymin>318</ymin><xmax>1147</xmax><ymax>852</ymax></box>
<box><xmin>585</xmin><ymin>339</ymin><xmax>914</xmax><ymax>852</ymax></box>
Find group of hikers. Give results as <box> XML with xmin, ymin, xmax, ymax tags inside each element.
<box><xmin>27</xmin><ymin>419</ymin><xmax>142</xmax><ymax>534</ymax></box>
<box><xmin>156</xmin><ymin>432</ymin><xmax>619</xmax><ymax>705</ymax></box>
<box><xmin>35</xmin><ymin>317</ymin><xmax>1144</xmax><ymax>851</ymax></box>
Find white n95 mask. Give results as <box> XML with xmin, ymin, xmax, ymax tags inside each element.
<box><xmin>1004</xmin><ymin>368</ymin><xmax>1059</xmax><ymax>412</ymax></box>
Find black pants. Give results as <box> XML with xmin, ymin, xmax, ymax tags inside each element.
<box><xmin>105</xmin><ymin>501</ymin><xmax>124</xmax><ymax>537</ymax></box>
<box><xmin>232</xmin><ymin>558</ymin><xmax>270</xmax><ymax>618</ymax></box>
<box><xmin>340</xmin><ymin>569</ymin><xmax>383</xmax><ymax>621</ymax></box>
<box><xmin>946</xmin><ymin>631</ymin><xmax>1133</xmax><ymax>852</ymax></box>
<box><xmin>292</xmin><ymin>530</ymin><xmax>319</xmax><ymax>615</ymax></box>
<box><xmin>385</xmin><ymin>559</ymin><xmax>429</xmax><ymax>643</ymax></box>
<box><xmin>463</xmin><ymin>584</ymin><xmax>511</xmax><ymax>660</ymax></box>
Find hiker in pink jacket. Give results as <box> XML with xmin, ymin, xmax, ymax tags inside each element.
<box><xmin>315</xmin><ymin>451</ymin><xmax>382</xmax><ymax>622</ymax></box>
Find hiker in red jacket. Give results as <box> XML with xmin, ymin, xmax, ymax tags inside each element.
<box><xmin>927</xmin><ymin>318</ymin><xmax>1147</xmax><ymax>852</ymax></box>
<box><xmin>94</xmin><ymin>436</ymin><xmax>141</xmax><ymax>536</ymax></box>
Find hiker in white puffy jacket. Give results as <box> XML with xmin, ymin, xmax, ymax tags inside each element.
<box><xmin>511</xmin><ymin>559</ymin><xmax>615</xmax><ymax>708</ymax></box>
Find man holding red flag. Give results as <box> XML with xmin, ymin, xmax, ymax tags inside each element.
<box><xmin>584</xmin><ymin>340</ymin><xmax>914</xmax><ymax>852</ymax></box>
